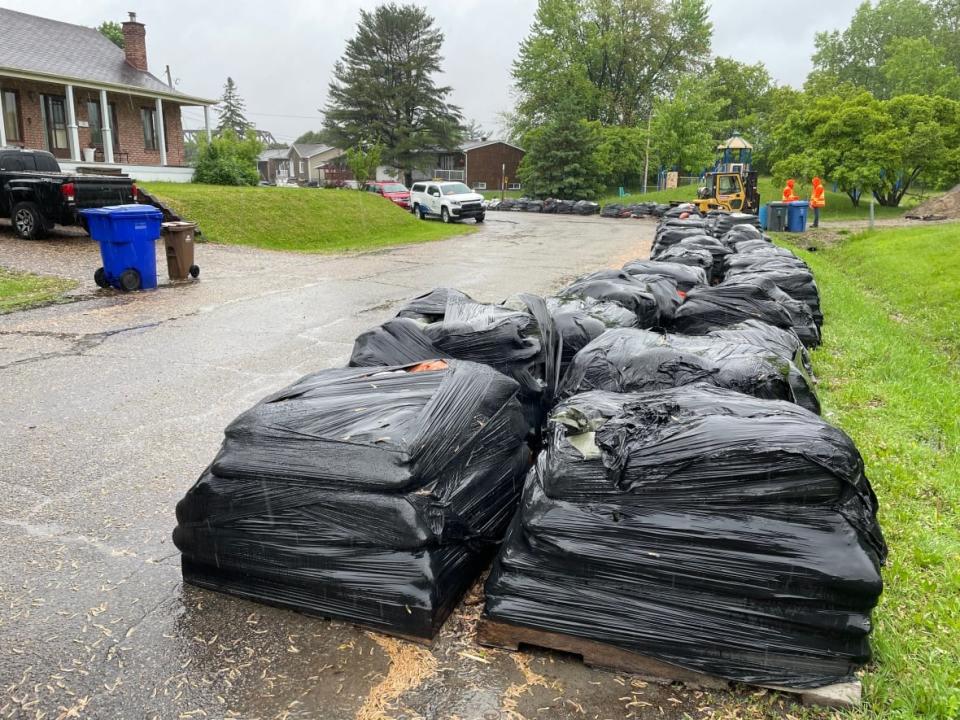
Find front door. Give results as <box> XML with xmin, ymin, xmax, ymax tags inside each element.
<box><xmin>43</xmin><ymin>95</ymin><xmax>70</xmax><ymax>158</ymax></box>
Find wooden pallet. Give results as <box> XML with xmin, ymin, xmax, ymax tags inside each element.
<box><xmin>475</xmin><ymin>617</ymin><xmax>861</xmax><ymax>709</ymax></box>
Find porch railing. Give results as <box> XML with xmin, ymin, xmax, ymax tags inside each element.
<box><xmin>433</xmin><ymin>169</ymin><xmax>465</xmax><ymax>182</ymax></box>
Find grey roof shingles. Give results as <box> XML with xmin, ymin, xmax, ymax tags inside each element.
<box><xmin>291</xmin><ymin>143</ymin><xmax>334</xmax><ymax>158</ymax></box>
<box><xmin>0</xmin><ymin>8</ymin><xmax>212</xmax><ymax>104</ymax></box>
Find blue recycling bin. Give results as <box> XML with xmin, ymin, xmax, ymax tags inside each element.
<box><xmin>82</xmin><ymin>204</ymin><xmax>162</xmax><ymax>291</ymax></box>
<box><xmin>787</xmin><ymin>200</ymin><xmax>809</xmax><ymax>232</ymax></box>
<box><xmin>758</xmin><ymin>204</ymin><xmax>769</xmax><ymax>230</ymax></box>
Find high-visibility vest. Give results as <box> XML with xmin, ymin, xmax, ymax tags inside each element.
<box><xmin>810</xmin><ymin>185</ymin><xmax>826</xmax><ymax>208</ymax></box>
<box><xmin>782</xmin><ymin>186</ymin><xmax>798</xmax><ymax>202</ymax></box>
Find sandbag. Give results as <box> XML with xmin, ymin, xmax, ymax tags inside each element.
<box><xmin>557</xmin><ymin>327</ymin><xmax>819</xmax><ymax>413</ymax></box>
<box><xmin>175</xmin><ymin>361</ymin><xmax>531</xmax><ymax>639</ymax></box>
<box><xmin>350</xmin><ymin>291</ymin><xmax>560</xmax><ymax>430</ymax></box>
<box><xmin>671</xmin><ymin>278</ymin><xmax>820</xmax><ymax>347</ymax></box>
<box><xmin>704</xmin><ymin>319</ymin><xmax>813</xmax><ymax>375</ymax></box>
<box><xmin>556</xmin><ymin>270</ymin><xmax>680</xmax><ymax>327</ymax></box>
<box><xmin>724</xmin><ymin>268</ymin><xmax>823</xmax><ymax>327</ymax></box>
<box><xmin>650</xmin><ymin>244</ymin><xmax>715</xmax><ymax>275</ymax></box>
<box><xmin>545</xmin><ymin>296</ymin><xmax>637</xmax><ymax>369</ymax></box>
<box><xmin>621</xmin><ymin>259</ymin><xmax>708</xmax><ymax>292</ymax></box>
<box><xmin>484</xmin><ymin>385</ymin><xmax>886</xmax><ymax>688</ymax></box>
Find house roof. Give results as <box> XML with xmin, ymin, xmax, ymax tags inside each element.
<box><xmin>258</xmin><ymin>148</ymin><xmax>290</xmax><ymax>161</ymax></box>
<box><xmin>460</xmin><ymin>138</ymin><xmax>524</xmax><ymax>153</ymax></box>
<box><xmin>290</xmin><ymin>143</ymin><xmax>335</xmax><ymax>159</ymax></box>
<box><xmin>0</xmin><ymin>8</ymin><xmax>214</xmax><ymax>105</ymax></box>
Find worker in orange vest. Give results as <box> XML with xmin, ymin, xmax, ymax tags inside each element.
<box><xmin>782</xmin><ymin>178</ymin><xmax>799</xmax><ymax>202</ymax></box>
<box><xmin>810</xmin><ymin>177</ymin><xmax>826</xmax><ymax>228</ymax></box>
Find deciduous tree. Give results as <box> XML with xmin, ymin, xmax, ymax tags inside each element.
<box><xmin>97</xmin><ymin>21</ymin><xmax>124</xmax><ymax>48</ymax></box>
<box><xmin>511</xmin><ymin>0</ymin><xmax>712</xmax><ymax>131</ymax></box>
<box><xmin>517</xmin><ymin>103</ymin><xmax>603</xmax><ymax>198</ymax></box>
<box><xmin>650</xmin><ymin>76</ymin><xmax>727</xmax><ymax>175</ymax></box>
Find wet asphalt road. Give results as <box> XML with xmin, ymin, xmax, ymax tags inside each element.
<box><xmin>0</xmin><ymin>213</ymin><xmax>760</xmax><ymax>720</ymax></box>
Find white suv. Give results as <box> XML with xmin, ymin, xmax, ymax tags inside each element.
<box><xmin>409</xmin><ymin>181</ymin><xmax>485</xmax><ymax>223</ymax></box>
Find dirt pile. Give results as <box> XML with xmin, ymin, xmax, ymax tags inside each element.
<box><xmin>906</xmin><ymin>184</ymin><xmax>960</xmax><ymax>220</ymax></box>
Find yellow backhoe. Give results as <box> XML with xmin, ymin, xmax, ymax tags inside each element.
<box><xmin>692</xmin><ymin>134</ymin><xmax>761</xmax><ymax>214</ymax></box>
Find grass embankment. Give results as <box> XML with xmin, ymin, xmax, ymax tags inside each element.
<box><xmin>779</xmin><ymin>225</ymin><xmax>960</xmax><ymax>719</ymax></box>
<box><xmin>0</xmin><ymin>267</ymin><xmax>75</xmax><ymax>313</ymax></box>
<box><xmin>143</xmin><ymin>183</ymin><xmax>475</xmax><ymax>253</ymax></box>
<box><xmin>484</xmin><ymin>177</ymin><xmax>931</xmax><ymax>221</ymax></box>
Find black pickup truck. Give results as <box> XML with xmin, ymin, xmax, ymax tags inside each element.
<box><xmin>0</xmin><ymin>148</ymin><xmax>139</xmax><ymax>239</ymax></box>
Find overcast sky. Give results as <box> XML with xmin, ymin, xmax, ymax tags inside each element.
<box><xmin>3</xmin><ymin>0</ymin><xmax>863</xmax><ymax>142</ymax></box>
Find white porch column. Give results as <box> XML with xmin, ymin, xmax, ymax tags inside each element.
<box><xmin>99</xmin><ymin>89</ymin><xmax>114</xmax><ymax>164</ymax></box>
<box><xmin>65</xmin><ymin>84</ymin><xmax>80</xmax><ymax>161</ymax></box>
<box><xmin>0</xmin><ymin>87</ymin><xmax>7</xmax><ymax>147</ymax></box>
<box><xmin>203</xmin><ymin>106</ymin><xmax>212</xmax><ymax>142</ymax></box>
<box><xmin>155</xmin><ymin>97</ymin><xmax>167</xmax><ymax>166</ymax></box>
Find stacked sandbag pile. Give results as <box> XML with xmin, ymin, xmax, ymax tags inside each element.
<box><xmin>558</xmin><ymin>327</ymin><xmax>820</xmax><ymax>413</ymax></box>
<box><xmin>483</xmin><ymin>385</ymin><xmax>887</xmax><ymax>687</ymax></box>
<box><xmin>349</xmin><ymin>288</ymin><xmax>560</xmax><ymax>432</ymax></box>
<box><xmin>174</xmin><ymin>360</ymin><xmax>531</xmax><ymax>640</ymax></box>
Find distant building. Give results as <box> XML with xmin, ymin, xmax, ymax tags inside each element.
<box><xmin>412</xmin><ymin>139</ymin><xmax>525</xmax><ymax>190</ymax></box>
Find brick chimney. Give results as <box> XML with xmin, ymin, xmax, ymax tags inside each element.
<box><xmin>121</xmin><ymin>12</ymin><xmax>148</xmax><ymax>71</ymax></box>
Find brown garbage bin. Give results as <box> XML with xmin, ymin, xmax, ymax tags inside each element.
<box><xmin>161</xmin><ymin>221</ymin><xmax>200</xmax><ymax>281</ymax></box>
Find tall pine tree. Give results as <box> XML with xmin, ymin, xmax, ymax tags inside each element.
<box><xmin>216</xmin><ymin>77</ymin><xmax>252</xmax><ymax>137</ymax></box>
<box><xmin>323</xmin><ymin>3</ymin><xmax>463</xmax><ymax>178</ymax></box>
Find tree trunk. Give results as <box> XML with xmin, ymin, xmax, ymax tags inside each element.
<box><xmin>847</xmin><ymin>190</ymin><xmax>860</xmax><ymax>208</ymax></box>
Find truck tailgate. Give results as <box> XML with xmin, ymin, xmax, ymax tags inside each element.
<box><xmin>73</xmin><ymin>176</ymin><xmax>136</xmax><ymax>208</ymax></box>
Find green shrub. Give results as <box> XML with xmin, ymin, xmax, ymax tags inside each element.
<box><xmin>193</xmin><ymin>130</ymin><xmax>262</xmax><ymax>186</ymax></box>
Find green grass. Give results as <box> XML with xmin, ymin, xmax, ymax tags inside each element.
<box><xmin>0</xmin><ymin>267</ymin><xmax>75</xmax><ymax>313</ymax></box>
<box><xmin>600</xmin><ymin>177</ymin><xmax>931</xmax><ymax>221</ymax></box>
<box><xmin>143</xmin><ymin>183</ymin><xmax>475</xmax><ymax>253</ymax></box>
<box><xmin>775</xmin><ymin>225</ymin><xmax>960</xmax><ymax>719</ymax></box>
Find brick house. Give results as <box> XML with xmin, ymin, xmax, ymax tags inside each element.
<box><xmin>412</xmin><ymin>140</ymin><xmax>525</xmax><ymax>190</ymax></box>
<box><xmin>0</xmin><ymin>9</ymin><xmax>215</xmax><ymax>181</ymax></box>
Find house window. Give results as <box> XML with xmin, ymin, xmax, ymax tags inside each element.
<box><xmin>300</xmin><ymin>160</ymin><xmax>305</xmax><ymax>174</ymax></box>
<box><xmin>2</xmin><ymin>89</ymin><xmax>22</xmax><ymax>142</ymax></box>
<box><xmin>87</xmin><ymin>101</ymin><xmax>120</xmax><ymax>151</ymax></box>
<box><xmin>141</xmin><ymin>108</ymin><xmax>158</xmax><ymax>150</ymax></box>
<box><xmin>473</xmin><ymin>182</ymin><xmax>487</xmax><ymax>190</ymax></box>
<box><xmin>507</xmin><ymin>182</ymin><xmax>522</xmax><ymax>190</ymax></box>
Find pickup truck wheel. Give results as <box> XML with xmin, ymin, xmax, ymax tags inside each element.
<box><xmin>441</xmin><ymin>207</ymin><xmax>451</xmax><ymax>223</ymax></box>
<box><xmin>475</xmin><ymin>214</ymin><xmax>485</xmax><ymax>224</ymax></box>
<box><xmin>94</xmin><ymin>267</ymin><xmax>110</xmax><ymax>289</ymax></box>
<box><xmin>118</xmin><ymin>269</ymin><xmax>141</xmax><ymax>292</ymax></box>
<box><xmin>12</xmin><ymin>202</ymin><xmax>46</xmax><ymax>240</ymax></box>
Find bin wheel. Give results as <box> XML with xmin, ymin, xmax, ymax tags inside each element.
<box><xmin>189</xmin><ymin>265</ymin><xmax>200</xmax><ymax>278</ymax></box>
<box><xmin>94</xmin><ymin>267</ymin><xmax>110</xmax><ymax>288</ymax></box>
<box><xmin>118</xmin><ymin>269</ymin><xmax>141</xmax><ymax>292</ymax></box>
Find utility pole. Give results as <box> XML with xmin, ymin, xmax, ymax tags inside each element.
<box><xmin>642</xmin><ymin>110</ymin><xmax>653</xmax><ymax>195</ymax></box>
<box><xmin>501</xmin><ymin>163</ymin><xmax>505</xmax><ymax>202</ymax></box>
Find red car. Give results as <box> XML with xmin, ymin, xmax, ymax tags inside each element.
<box><xmin>364</xmin><ymin>181</ymin><xmax>411</xmax><ymax>209</ymax></box>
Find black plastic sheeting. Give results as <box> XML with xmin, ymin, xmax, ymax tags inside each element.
<box><xmin>545</xmin><ymin>295</ymin><xmax>638</xmax><ymax>369</ymax></box>
<box><xmin>484</xmin><ymin>385</ymin><xmax>886</xmax><ymax>688</ymax></box>
<box><xmin>621</xmin><ymin>259</ymin><xmax>709</xmax><ymax>292</ymax></box>
<box><xmin>350</xmin><ymin>290</ymin><xmax>561</xmax><ymax>432</ymax></box>
<box><xmin>557</xmin><ymin>327</ymin><xmax>819</xmax><ymax>413</ymax></box>
<box><xmin>650</xmin><ymin>244</ymin><xmax>715</xmax><ymax>275</ymax></box>
<box><xmin>174</xmin><ymin>361</ymin><xmax>531</xmax><ymax>640</ymax></box>
<box><xmin>671</xmin><ymin>278</ymin><xmax>821</xmax><ymax>347</ymax></box>
<box><xmin>556</xmin><ymin>270</ymin><xmax>681</xmax><ymax>327</ymax></box>
<box><xmin>703</xmin><ymin>319</ymin><xmax>813</xmax><ymax>376</ymax></box>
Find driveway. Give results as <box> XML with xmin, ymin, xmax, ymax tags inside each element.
<box><xmin>0</xmin><ymin>214</ymin><xmax>739</xmax><ymax>720</ymax></box>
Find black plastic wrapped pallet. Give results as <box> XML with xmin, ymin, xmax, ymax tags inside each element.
<box><xmin>484</xmin><ymin>385</ymin><xmax>886</xmax><ymax>688</ymax></box>
<box><xmin>621</xmin><ymin>259</ymin><xmax>709</xmax><ymax>292</ymax></box>
<box><xmin>174</xmin><ymin>360</ymin><xmax>531</xmax><ymax>640</ymax></box>
<box><xmin>557</xmin><ymin>327</ymin><xmax>819</xmax><ymax>413</ymax></box>
<box><xmin>350</xmin><ymin>291</ymin><xmax>561</xmax><ymax>433</ymax></box>
<box><xmin>671</xmin><ymin>278</ymin><xmax>821</xmax><ymax>347</ymax></box>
